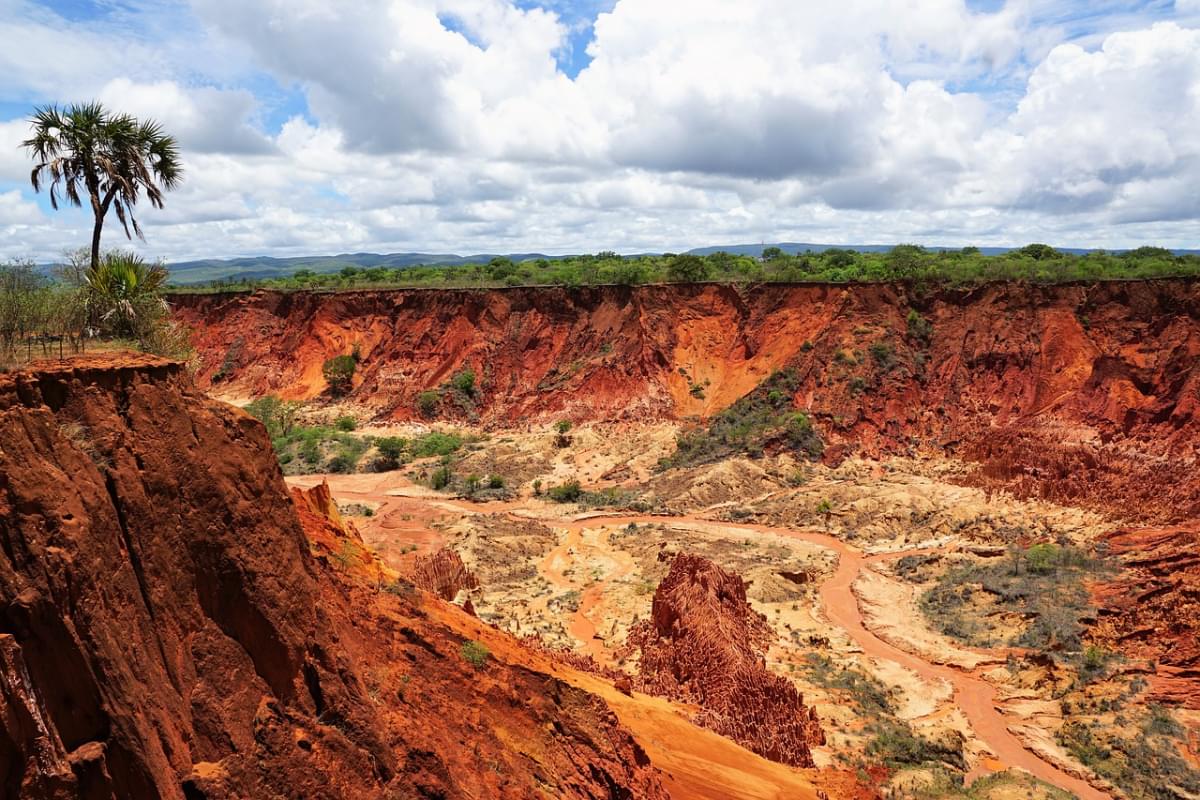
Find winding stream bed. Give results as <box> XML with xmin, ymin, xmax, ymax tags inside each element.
<box><xmin>293</xmin><ymin>474</ymin><xmax>1109</xmax><ymax>800</ymax></box>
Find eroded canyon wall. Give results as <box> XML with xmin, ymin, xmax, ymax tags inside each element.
<box><xmin>174</xmin><ymin>281</ymin><xmax>1200</xmax><ymax>520</ymax></box>
<box><xmin>0</xmin><ymin>356</ymin><xmax>667</xmax><ymax>799</ymax></box>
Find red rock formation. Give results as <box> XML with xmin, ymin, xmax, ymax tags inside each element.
<box><xmin>1090</xmin><ymin>524</ymin><xmax>1200</xmax><ymax>708</ymax></box>
<box><xmin>625</xmin><ymin>553</ymin><xmax>824</xmax><ymax>767</ymax></box>
<box><xmin>406</xmin><ymin>548</ymin><xmax>480</xmax><ymax>603</ymax></box>
<box><xmin>0</xmin><ymin>355</ymin><xmax>668</xmax><ymax>799</ymax></box>
<box><xmin>291</xmin><ymin>479</ymin><xmax>389</xmax><ymax>582</ymax></box>
<box><xmin>175</xmin><ymin>280</ymin><xmax>1200</xmax><ymax>521</ymax></box>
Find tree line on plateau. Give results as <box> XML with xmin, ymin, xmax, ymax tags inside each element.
<box><xmin>181</xmin><ymin>244</ymin><xmax>1199</xmax><ymax>294</ymax></box>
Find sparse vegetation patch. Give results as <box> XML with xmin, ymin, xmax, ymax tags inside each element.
<box><xmin>920</xmin><ymin>543</ymin><xmax>1108</xmax><ymax>653</ymax></box>
<box><xmin>661</xmin><ymin>368</ymin><xmax>822</xmax><ymax>468</ymax></box>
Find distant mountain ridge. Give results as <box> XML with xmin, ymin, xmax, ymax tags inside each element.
<box><xmin>166</xmin><ymin>251</ymin><xmax>566</xmax><ymax>283</ymax></box>
<box><xmin>162</xmin><ymin>243</ymin><xmax>1200</xmax><ymax>284</ymax></box>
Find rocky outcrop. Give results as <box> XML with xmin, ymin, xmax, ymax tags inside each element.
<box><xmin>175</xmin><ymin>280</ymin><xmax>1200</xmax><ymax>521</ymax></box>
<box><xmin>291</xmin><ymin>480</ymin><xmax>390</xmax><ymax>582</ymax></box>
<box><xmin>625</xmin><ymin>553</ymin><xmax>824</xmax><ymax>767</ymax></box>
<box><xmin>407</xmin><ymin>548</ymin><xmax>480</xmax><ymax>604</ymax></box>
<box><xmin>1090</xmin><ymin>524</ymin><xmax>1200</xmax><ymax>708</ymax></box>
<box><xmin>0</xmin><ymin>355</ymin><xmax>668</xmax><ymax>799</ymax></box>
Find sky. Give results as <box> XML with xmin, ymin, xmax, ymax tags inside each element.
<box><xmin>0</xmin><ymin>0</ymin><xmax>1198</xmax><ymax>261</ymax></box>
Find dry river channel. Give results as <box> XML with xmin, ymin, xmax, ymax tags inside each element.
<box><xmin>292</xmin><ymin>473</ymin><xmax>1109</xmax><ymax>800</ymax></box>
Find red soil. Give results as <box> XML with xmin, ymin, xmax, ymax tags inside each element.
<box><xmin>0</xmin><ymin>356</ymin><xmax>670</xmax><ymax>798</ymax></box>
<box><xmin>175</xmin><ymin>280</ymin><xmax>1200</xmax><ymax>521</ymax></box>
<box><xmin>625</xmin><ymin>553</ymin><xmax>824</xmax><ymax>768</ymax></box>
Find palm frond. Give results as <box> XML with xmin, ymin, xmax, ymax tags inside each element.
<box><xmin>22</xmin><ymin>101</ymin><xmax>182</xmax><ymax>261</ymax></box>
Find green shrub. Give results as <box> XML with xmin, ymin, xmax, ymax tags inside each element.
<box><xmin>244</xmin><ymin>395</ymin><xmax>302</xmax><ymax>440</ymax></box>
<box><xmin>554</xmin><ymin>419</ymin><xmax>573</xmax><ymax>448</ymax></box>
<box><xmin>547</xmin><ymin>480</ymin><xmax>583</xmax><ymax>503</ymax></box>
<box><xmin>183</xmin><ymin>246</ymin><xmax>1200</xmax><ymax>296</ymax></box>
<box><xmin>921</xmin><ymin>544</ymin><xmax>1107</xmax><ymax>651</ymax></box>
<box><xmin>1078</xmin><ymin>645</ymin><xmax>1112</xmax><ymax>683</ymax></box>
<box><xmin>460</xmin><ymin>640</ymin><xmax>489</xmax><ymax>669</ymax></box>
<box><xmin>327</xmin><ymin>453</ymin><xmax>355</xmax><ymax>473</ymax></box>
<box><xmin>1058</xmin><ymin>712</ymin><xmax>1200</xmax><ymax>800</ymax></box>
<box><xmin>487</xmin><ymin>474</ymin><xmax>504</xmax><ymax>489</ymax></box>
<box><xmin>335</xmin><ymin>415</ymin><xmax>357</xmax><ymax>432</ymax></box>
<box><xmin>376</xmin><ymin>436</ymin><xmax>407</xmax><ymax>460</ymax></box>
<box><xmin>867</xmin><ymin>720</ymin><xmax>963</xmax><ymax>770</ymax></box>
<box><xmin>662</xmin><ymin>369</ymin><xmax>822</xmax><ymax>468</ymax></box>
<box><xmin>451</xmin><ymin>369</ymin><xmax>476</xmax><ymax>396</ymax></box>
<box><xmin>665</xmin><ymin>254</ymin><xmax>711</xmax><ymax>282</ymax></box>
<box><xmin>409</xmin><ymin>431</ymin><xmax>463</xmax><ymax>458</ymax></box>
<box><xmin>802</xmin><ymin>653</ymin><xmax>893</xmax><ymax>715</ymax></box>
<box><xmin>322</xmin><ymin>355</ymin><xmax>356</xmax><ymax>396</ymax></box>
<box><xmin>416</xmin><ymin>390</ymin><xmax>440</xmax><ymax>418</ymax></box>
<box><xmin>906</xmin><ymin>309</ymin><xmax>932</xmax><ymax>343</ymax></box>
<box><xmin>869</xmin><ymin>341</ymin><xmax>898</xmax><ymax>372</ymax></box>
<box><xmin>430</xmin><ymin>464</ymin><xmax>453</xmax><ymax>491</ymax></box>
<box><xmin>1025</xmin><ymin>542</ymin><xmax>1060</xmax><ymax>574</ymax></box>
<box><xmin>578</xmin><ymin>486</ymin><xmax>643</xmax><ymax>510</ymax></box>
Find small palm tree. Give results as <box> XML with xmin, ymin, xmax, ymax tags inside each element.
<box><xmin>85</xmin><ymin>252</ymin><xmax>169</xmax><ymax>338</ymax></box>
<box><xmin>23</xmin><ymin>102</ymin><xmax>182</xmax><ymax>269</ymax></box>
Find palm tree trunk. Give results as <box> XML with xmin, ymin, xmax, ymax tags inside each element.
<box><xmin>90</xmin><ymin>188</ymin><xmax>118</xmax><ymax>269</ymax></box>
<box><xmin>90</xmin><ymin>215</ymin><xmax>104</xmax><ymax>270</ymax></box>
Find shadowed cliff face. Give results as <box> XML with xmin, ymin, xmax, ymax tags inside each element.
<box><xmin>175</xmin><ymin>281</ymin><xmax>1200</xmax><ymax>521</ymax></box>
<box><xmin>0</xmin><ymin>356</ymin><xmax>667</xmax><ymax>800</ymax></box>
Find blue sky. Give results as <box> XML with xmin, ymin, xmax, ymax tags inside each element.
<box><xmin>1</xmin><ymin>0</ymin><xmax>1198</xmax><ymax>260</ymax></box>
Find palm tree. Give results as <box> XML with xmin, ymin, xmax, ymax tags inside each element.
<box><xmin>85</xmin><ymin>252</ymin><xmax>169</xmax><ymax>338</ymax></box>
<box><xmin>23</xmin><ymin>102</ymin><xmax>182</xmax><ymax>269</ymax></box>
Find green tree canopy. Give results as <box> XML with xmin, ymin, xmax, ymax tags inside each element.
<box><xmin>666</xmin><ymin>254</ymin><xmax>711</xmax><ymax>283</ymax></box>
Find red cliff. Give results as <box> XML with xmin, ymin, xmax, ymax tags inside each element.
<box><xmin>0</xmin><ymin>355</ymin><xmax>667</xmax><ymax>799</ymax></box>
<box><xmin>174</xmin><ymin>281</ymin><xmax>1200</xmax><ymax>521</ymax></box>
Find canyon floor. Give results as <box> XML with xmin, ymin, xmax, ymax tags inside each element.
<box><xmin>283</xmin><ymin>418</ymin><xmax>1198</xmax><ymax>800</ymax></box>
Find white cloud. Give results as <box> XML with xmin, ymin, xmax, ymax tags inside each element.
<box><xmin>0</xmin><ymin>190</ymin><xmax>40</xmax><ymax>225</ymax></box>
<box><xmin>1</xmin><ymin>0</ymin><xmax>1199</xmax><ymax>261</ymax></box>
<box><xmin>98</xmin><ymin>79</ymin><xmax>274</xmax><ymax>154</ymax></box>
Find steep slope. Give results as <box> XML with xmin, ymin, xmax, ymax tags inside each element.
<box><xmin>175</xmin><ymin>280</ymin><xmax>1200</xmax><ymax>521</ymax></box>
<box><xmin>0</xmin><ymin>355</ymin><xmax>668</xmax><ymax>799</ymax></box>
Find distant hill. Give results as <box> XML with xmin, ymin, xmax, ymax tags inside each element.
<box><xmin>166</xmin><ymin>251</ymin><xmax>564</xmax><ymax>284</ymax></box>
<box><xmin>157</xmin><ymin>243</ymin><xmax>1200</xmax><ymax>284</ymax></box>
